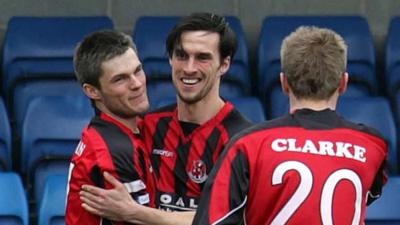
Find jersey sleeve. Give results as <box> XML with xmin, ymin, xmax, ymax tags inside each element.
<box><xmin>193</xmin><ymin>142</ymin><xmax>250</xmax><ymax>225</ymax></box>
<box><xmin>65</xmin><ymin>131</ymin><xmax>103</xmax><ymax>225</ymax></box>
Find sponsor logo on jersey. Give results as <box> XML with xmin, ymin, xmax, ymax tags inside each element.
<box><xmin>152</xmin><ymin>149</ymin><xmax>174</xmax><ymax>157</ymax></box>
<box><xmin>187</xmin><ymin>160</ymin><xmax>208</xmax><ymax>183</ymax></box>
<box><xmin>158</xmin><ymin>192</ymin><xmax>198</xmax><ymax>211</ymax></box>
<box><xmin>74</xmin><ymin>141</ymin><xmax>86</xmax><ymax>156</ymax></box>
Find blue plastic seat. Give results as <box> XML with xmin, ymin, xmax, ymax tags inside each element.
<box><xmin>258</xmin><ymin>16</ymin><xmax>377</xmax><ymax>114</ymax></box>
<box><xmin>21</xmin><ymin>95</ymin><xmax>92</xmax><ymax>202</ymax></box>
<box><xmin>365</xmin><ymin>176</ymin><xmax>400</xmax><ymax>224</ymax></box>
<box><xmin>38</xmin><ymin>174</ymin><xmax>68</xmax><ymax>225</ymax></box>
<box><xmin>337</xmin><ymin>97</ymin><xmax>398</xmax><ymax>174</ymax></box>
<box><xmin>0</xmin><ymin>97</ymin><xmax>11</xmax><ymax>170</ymax></box>
<box><xmin>229</xmin><ymin>96</ymin><xmax>266</xmax><ymax>123</ymax></box>
<box><xmin>133</xmin><ymin>15</ymin><xmax>250</xmax><ymax>108</ymax></box>
<box><xmin>385</xmin><ymin>17</ymin><xmax>400</xmax><ymax>97</ymax></box>
<box><xmin>0</xmin><ymin>172</ymin><xmax>29</xmax><ymax>225</ymax></box>
<box><xmin>2</xmin><ymin>16</ymin><xmax>113</xmax><ymax>135</ymax></box>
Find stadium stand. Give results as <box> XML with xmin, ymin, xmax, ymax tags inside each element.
<box><xmin>1</xmin><ymin>16</ymin><xmax>113</xmax><ymax>136</ymax></box>
<box><xmin>258</xmin><ymin>16</ymin><xmax>377</xmax><ymax>116</ymax></box>
<box><xmin>365</xmin><ymin>176</ymin><xmax>400</xmax><ymax>224</ymax></box>
<box><xmin>38</xmin><ymin>174</ymin><xmax>68</xmax><ymax>225</ymax></box>
<box><xmin>21</xmin><ymin>95</ymin><xmax>92</xmax><ymax>203</ymax></box>
<box><xmin>0</xmin><ymin>172</ymin><xmax>29</xmax><ymax>225</ymax></box>
<box><xmin>0</xmin><ymin>97</ymin><xmax>11</xmax><ymax>170</ymax></box>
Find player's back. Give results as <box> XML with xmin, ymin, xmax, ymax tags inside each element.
<box><xmin>240</xmin><ymin>109</ymin><xmax>387</xmax><ymax>225</ymax></box>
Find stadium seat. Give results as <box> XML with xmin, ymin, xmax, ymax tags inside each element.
<box><xmin>38</xmin><ymin>174</ymin><xmax>68</xmax><ymax>225</ymax></box>
<box><xmin>385</xmin><ymin>17</ymin><xmax>400</xmax><ymax>97</ymax></box>
<box><xmin>21</xmin><ymin>95</ymin><xmax>92</xmax><ymax>202</ymax></box>
<box><xmin>1</xmin><ymin>16</ymin><xmax>113</xmax><ymax>135</ymax></box>
<box><xmin>133</xmin><ymin>15</ymin><xmax>250</xmax><ymax>108</ymax></box>
<box><xmin>0</xmin><ymin>172</ymin><xmax>29</xmax><ymax>225</ymax></box>
<box><xmin>258</xmin><ymin>16</ymin><xmax>377</xmax><ymax>113</ymax></box>
<box><xmin>229</xmin><ymin>96</ymin><xmax>266</xmax><ymax>123</ymax></box>
<box><xmin>337</xmin><ymin>97</ymin><xmax>398</xmax><ymax>174</ymax></box>
<box><xmin>0</xmin><ymin>97</ymin><xmax>11</xmax><ymax>170</ymax></box>
<box><xmin>365</xmin><ymin>176</ymin><xmax>400</xmax><ymax>224</ymax></box>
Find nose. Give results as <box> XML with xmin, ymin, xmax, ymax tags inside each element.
<box><xmin>129</xmin><ymin>74</ymin><xmax>143</xmax><ymax>89</ymax></box>
<box><xmin>183</xmin><ymin>57</ymin><xmax>197</xmax><ymax>75</ymax></box>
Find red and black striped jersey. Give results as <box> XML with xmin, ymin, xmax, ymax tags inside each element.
<box><xmin>141</xmin><ymin>102</ymin><xmax>253</xmax><ymax>211</ymax></box>
<box><xmin>66</xmin><ymin>112</ymin><xmax>155</xmax><ymax>225</ymax></box>
<box><xmin>193</xmin><ymin>108</ymin><xmax>388</xmax><ymax>225</ymax></box>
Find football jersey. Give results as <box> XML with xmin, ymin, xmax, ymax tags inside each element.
<box><xmin>141</xmin><ymin>102</ymin><xmax>253</xmax><ymax>211</ymax></box>
<box><xmin>66</xmin><ymin>112</ymin><xmax>155</xmax><ymax>225</ymax></box>
<box><xmin>193</xmin><ymin>108</ymin><xmax>388</xmax><ymax>225</ymax></box>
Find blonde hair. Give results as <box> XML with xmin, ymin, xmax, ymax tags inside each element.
<box><xmin>280</xmin><ymin>26</ymin><xmax>347</xmax><ymax>100</ymax></box>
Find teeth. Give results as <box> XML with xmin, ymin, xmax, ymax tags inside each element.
<box><xmin>182</xmin><ymin>78</ymin><xmax>199</xmax><ymax>84</ymax></box>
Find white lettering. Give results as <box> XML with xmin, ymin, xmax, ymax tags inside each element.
<box><xmin>271</xmin><ymin>138</ymin><xmax>366</xmax><ymax>163</ymax></box>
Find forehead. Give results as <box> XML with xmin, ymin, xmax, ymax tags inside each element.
<box><xmin>101</xmin><ymin>48</ymin><xmax>140</xmax><ymax>76</ymax></box>
<box><xmin>180</xmin><ymin>31</ymin><xmax>220</xmax><ymax>54</ymax></box>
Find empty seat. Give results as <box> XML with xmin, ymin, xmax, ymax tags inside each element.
<box><xmin>38</xmin><ymin>174</ymin><xmax>68</xmax><ymax>225</ymax></box>
<box><xmin>385</xmin><ymin>17</ymin><xmax>400</xmax><ymax>96</ymax></box>
<box><xmin>229</xmin><ymin>96</ymin><xmax>266</xmax><ymax>123</ymax></box>
<box><xmin>337</xmin><ymin>97</ymin><xmax>398</xmax><ymax>173</ymax></box>
<box><xmin>0</xmin><ymin>172</ymin><xmax>29</xmax><ymax>225</ymax></box>
<box><xmin>21</xmin><ymin>95</ymin><xmax>92</xmax><ymax>202</ymax></box>
<box><xmin>1</xmin><ymin>16</ymin><xmax>113</xmax><ymax>135</ymax></box>
<box><xmin>365</xmin><ymin>176</ymin><xmax>400</xmax><ymax>224</ymax></box>
<box><xmin>0</xmin><ymin>97</ymin><xmax>11</xmax><ymax>170</ymax></box>
<box><xmin>133</xmin><ymin>15</ymin><xmax>250</xmax><ymax>108</ymax></box>
<box><xmin>258</xmin><ymin>16</ymin><xmax>377</xmax><ymax>113</ymax></box>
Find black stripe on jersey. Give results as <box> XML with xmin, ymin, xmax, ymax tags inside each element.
<box><xmin>90</xmin><ymin>117</ymin><xmax>140</xmax><ymax>183</ymax></box>
<box><xmin>221</xmin><ymin>108</ymin><xmax>253</xmax><ymax>138</ymax></box>
<box><xmin>200</xmin><ymin>127</ymin><xmax>221</xmax><ymax>190</ymax></box>
<box><xmin>138</xmin><ymin>147</ymin><xmax>147</xmax><ymax>183</ymax></box>
<box><xmin>174</xmin><ymin>139</ymin><xmax>192</xmax><ymax>198</ymax></box>
<box><xmin>89</xmin><ymin>166</ymin><xmax>113</xmax><ymax>225</ymax></box>
<box><xmin>228</xmin><ymin>150</ymin><xmax>249</xmax><ymax>224</ymax></box>
<box><xmin>151</xmin><ymin>117</ymin><xmax>173</xmax><ymax>178</ymax></box>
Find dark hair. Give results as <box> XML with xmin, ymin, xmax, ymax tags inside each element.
<box><xmin>166</xmin><ymin>12</ymin><xmax>237</xmax><ymax>63</ymax></box>
<box><xmin>74</xmin><ymin>30</ymin><xmax>137</xmax><ymax>88</ymax></box>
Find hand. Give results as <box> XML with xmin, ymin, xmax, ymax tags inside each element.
<box><xmin>80</xmin><ymin>171</ymin><xmax>142</xmax><ymax>222</ymax></box>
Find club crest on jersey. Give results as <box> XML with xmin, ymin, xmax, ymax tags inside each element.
<box><xmin>187</xmin><ymin>160</ymin><xmax>208</xmax><ymax>183</ymax></box>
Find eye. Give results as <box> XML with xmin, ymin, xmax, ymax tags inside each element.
<box><xmin>196</xmin><ymin>53</ymin><xmax>212</xmax><ymax>61</ymax></box>
<box><xmin>174</xmin><ymin>49</ymin><xmax>188</xmax><ymax>60</ymax></box>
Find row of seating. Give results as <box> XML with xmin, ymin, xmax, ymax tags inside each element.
<box><xmin>2</xmin><ymin>171</ymin><xmax>399</xmax><ymax>225</ymax></box>
<box><xmin>0</xmin><ymin>15</ymin><xmax>400</xmax><ymax>225</ymax></box>
<box><xmin>4</xmin><ymin>16</ymin><xmax>400</xmax><ymax>127</ymax></box>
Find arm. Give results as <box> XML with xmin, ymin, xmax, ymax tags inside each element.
<box><xmin>80</xmin><ymin>171</ymin><xmax>194</xmax><ymax>225</ymax></box>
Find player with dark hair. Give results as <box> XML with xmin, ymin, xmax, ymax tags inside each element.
<box><xmin>192</xmin><ymin>26</ymin><xmax>388</xmax><ymax>225</ymax></box>
<box><xmin>65</xmin><ymin>30</ymin><xmax>154</xmax><ymax>225</ymax></box>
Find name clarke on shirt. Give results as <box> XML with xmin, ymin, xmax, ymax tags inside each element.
<box><xmin>271</xmin><ymin>138</ymin><xmax>366</xmax><ymax>163</ymax></box>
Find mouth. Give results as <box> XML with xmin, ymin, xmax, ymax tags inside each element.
<box><xmin>181</xmin><ymin>78</ymin><xmax>201</xmax><ymax>85</ymax></box>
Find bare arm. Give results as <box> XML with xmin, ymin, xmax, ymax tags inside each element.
<box><xmin>80</xmin><ymin>171</ymin><xmax>194</xmax><ymax>225</ymax></box>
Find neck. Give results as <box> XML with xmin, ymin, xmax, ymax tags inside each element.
<box><xmin>289</xmin><ymin>92</ymin><xmax>339</xmax><ymax>113</ymax></box>
<box><xmin>96</xmin><ymin>105</ymin><xmax>139</xmax><ymax>133</ymax></box>
<box><xmin>177</xmin><ymin>96</ymin><xmax>225</xmax><ymax>125</ymax></box>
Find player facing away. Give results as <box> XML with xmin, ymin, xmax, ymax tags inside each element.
<box><xmin>65</xmin><ymin>30</ymin><xmax>155</xmax><ymax>225</ymax></box>
<box><xmin>192</xmin><ymin>26</ymin><xmax>388</xmax><ymax>225</ymax></box>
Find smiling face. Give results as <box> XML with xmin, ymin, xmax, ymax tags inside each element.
<box><xmin>85</xmin><ymin>48</ymin><xmax>149</xmax><ymax>119</ymax></box>
<box><xmin>170</xmin><ymin>31</ymin><xmax>230</xmax><ymax>104</ymax></box>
